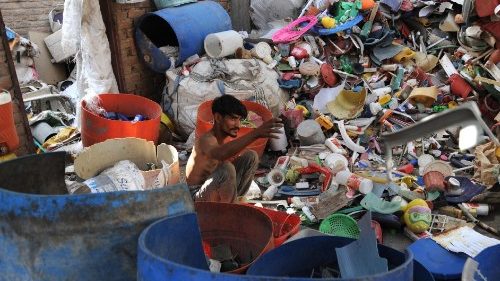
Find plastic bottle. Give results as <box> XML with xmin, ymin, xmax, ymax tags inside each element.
<box><xmin>302</xmin><ymin>206</ymin><xmax>317</xmax><ymax>222</ymax></box>
<box><xmin>262</xmin><ymin>185</ymin><xmax>278</xmax><ymax>201</ymax></box>
<box><xmin>335</xmin><ymin>170</ymin><xmax>373</xmax><ymax>194</ymax></box>
<box><xmin>461</xmin><ymin>203</ymin><xmax>492</xmax><ymax>216</ymax></box>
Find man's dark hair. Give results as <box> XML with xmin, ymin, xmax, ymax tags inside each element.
<box><xmin>212</xmin><ymin>95</ymin><xmax>247</xmax><ymax>119</ymax></box>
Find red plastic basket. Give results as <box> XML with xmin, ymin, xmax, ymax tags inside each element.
<box><xmin>247</xmin><ymin>204</ymin><xmax>301</xmax><ymax>247</ymax></box>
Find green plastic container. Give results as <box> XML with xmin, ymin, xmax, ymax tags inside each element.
<box><xmin>319</xmin><ymin>213</ymin><xmax>360</xmax><ymax>239</ymax></box>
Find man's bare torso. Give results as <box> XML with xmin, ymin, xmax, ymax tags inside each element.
<box><xmin>186</xmin><ymin>132</ymin><xmax>221</xmax><ymax>185</ymax></box>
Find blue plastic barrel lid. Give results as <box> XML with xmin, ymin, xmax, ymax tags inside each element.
<box><xmin>408</xmin><ymin>238</ymin><xmax>467</xmax><ymax>280</ymax></box>
<box><xmin>471</xmin><ymin>244</ymin><xmax>500</xmax><ymax>280</ymax></box>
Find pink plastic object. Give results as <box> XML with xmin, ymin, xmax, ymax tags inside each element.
<box><xmin>272</xmin><ymin>16</ymin><xmax>318</xmax><ymax>43</ymax></box>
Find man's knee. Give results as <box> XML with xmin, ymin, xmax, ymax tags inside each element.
<box><xmin>241</xmin><ymin>150</ymin><xmax>259</xmax><ymax>165</ymax></box>
<box><xmin>215</xmin><ymin>162</ymin><xmax>236</xmax><ymax>182</ymax></box>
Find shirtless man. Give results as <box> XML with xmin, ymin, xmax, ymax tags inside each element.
<box><xmin>186</xmin><ymin>95</ymin><xmax>283</xmax><ymax>202</ymax></box>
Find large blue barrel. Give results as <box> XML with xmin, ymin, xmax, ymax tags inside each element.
<box><xmin>138</xmin><ymin>214</ymin><xmax>434</xmax><ymax>281</ymax></box>
<box><xmin>0</xmin><ymin>152</ymin><xmax>194</xmax><ymax>281</ymax></box>
<box><xmin>135</xmin><ymin>1</ymin><xmax>232</xmax><ymax>73</ymax></box>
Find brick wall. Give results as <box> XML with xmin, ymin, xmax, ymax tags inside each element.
<box><xmin>0</xmin><ymin>0</ymin><xmax>64</xmax><ymax>37</ymax></box>
<box><xmin>0</xmin><ymin>11</ymin><xmax>34</xmax><ymax>156</ymax></box>
<box><xmin>105</xmin><ymin>0</ymin><xmax>162</xmax><ymax>100</ymax></box>
<box><xmin>105</xmin><ymin>0</ymin><xmax>230</xmax><ymax>100</ymax></box>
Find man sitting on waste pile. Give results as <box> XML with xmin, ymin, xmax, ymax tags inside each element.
<box><xmin>186</xmin><ymin>95</ymin><xmax>282</xmax><ymax>202</ymax></box>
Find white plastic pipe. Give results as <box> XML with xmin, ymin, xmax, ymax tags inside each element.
<box><xmin>204</xmin><ymin>30</ymin><xmax>243</xmax><ymax>58</ymax></box>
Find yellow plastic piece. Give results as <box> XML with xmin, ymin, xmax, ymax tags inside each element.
<box><xmin>448</xmin><ymin>101</ymin><xmax>459</xmax><ymax>109</ymax></box>
<box><xmin>321</xmin><ymin>16</ymin><xmax>336</xmax><ymax>29</ymax></box>
<box><xmin>315</xmin><ymin>115</ymin><xmax>334</xmax><ymax>130</ymax></box>
<box><xmin>161</xmin><ymin>112</ymin><xmax>176</xmax><ymax>132</ymax></box>
<box><xmin>295</xmin><ymin>105</ymin><xmax>309</xmax><ymax>117</ymax></box>
<box><xmin>0</xmin><ymin>153</ymin><xmax>16</xmax><ymax>163</ymax></box>
<box><xmin>394</xmin><ymin>47</ymin><xmax>416</xmax><ymax>63</ymax></box>
<box><xmin>378</xmin><ymin>94</ymin><xmax>392</xmax><ymax>105</ymax></box>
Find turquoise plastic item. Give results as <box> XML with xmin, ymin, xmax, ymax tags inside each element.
<box><xmin>361</xmin><ymin>192</ymin><xmax>402</xmax><ymax>214</ymax></box>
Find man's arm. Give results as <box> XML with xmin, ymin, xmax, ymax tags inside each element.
<box><xmin>201</xmin><ymin>118</ymin><xmax>283</xmax><ymax>161</ymax></box>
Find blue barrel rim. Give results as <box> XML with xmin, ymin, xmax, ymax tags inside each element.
<box><xmin>248</xmin><ymin>235</ymin><xmax>415</xmax><ymax>281</ymax></box>
<box><xmin>138</xmin><ymin>216</ymin><xmax>432</xmax><ymax>280</ymax></box>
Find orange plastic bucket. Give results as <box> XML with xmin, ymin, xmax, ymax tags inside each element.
<box><xmin>0</xmin><ymin>91</ymin><xmax>20</xmax><ymax>153</ymax></box>
<box><xmin>195</xmin><ymin>202</ymin><xmax>274</xmax><ymax>274</ymax></box>
<box><xmin>81</xmin><ymin>93</ymin><xmax>162</xmax><ymax>147</ymax></box>
<box><xmin>195</xmin><ymin>100</ymin><xmax>273</xmax><ymax>157</ymax></box>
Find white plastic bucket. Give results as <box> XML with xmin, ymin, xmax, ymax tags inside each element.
<box><xmin>204</xmin><ymin>30</ymin><xmax>243</xmax><ymax>58</ymax></box>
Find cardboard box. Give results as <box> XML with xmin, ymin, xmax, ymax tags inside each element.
<box><xmin>44</xmin><ymin>29</ymin><xmax>76</xmax><ymax>63</ymax></box>
<box><xmin>74</xmin><ymin>138</ymin><xmax>180</xmax><ymax>188</ymax></box>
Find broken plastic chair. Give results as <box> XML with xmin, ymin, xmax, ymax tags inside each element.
<box><xmin>22</xmin><ymin>85</ymin><xmax>75</xmax><ymax>115</ymax></box>
<box><xmin>381</xmin><ymin>102</ymin><xmax>500</xmax><ymax>182</ymax></box>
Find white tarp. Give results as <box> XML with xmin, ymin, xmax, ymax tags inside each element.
<box><xmin>165</xmin><ymin>58</ymin><xmax>288</xmax><ymax>137</ymax></box>
<box><xmin>61</xmin><ymin>0</ymin><xmax>118</xmax><ymax>126</ymax></box>
<box><xmin>250</xmin><ymin>0</ymin><xmax>305</xmax><ymax>30</ymax></box>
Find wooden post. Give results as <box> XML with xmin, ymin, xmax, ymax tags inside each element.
<box><xmin>0</xmin><ymin>9</ymin><xmax>35</xmax><ymax>154</ymax></box>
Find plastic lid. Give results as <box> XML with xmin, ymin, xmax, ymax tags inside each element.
<box><xmin>418</xmin><ymin>154</ymin><xmax>434</xmax><ymax>167</ymax></box>
<box><xmin>0</xmin><ymin>91</ymin><xmax>12</xmax><ymax>105</ymax></box>
<box><xmin>408</xmin><ymin>238</ymin><xmax>467</xmax><ymax>279</ymax></box>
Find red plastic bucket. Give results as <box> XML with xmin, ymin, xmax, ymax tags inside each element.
<box><xmin>195</xmin><ymin>100</ymin><xmax>273</xmax><ymax>157</ymax></box>
<box><xmin>248</xmin><ymin>205</ymin><xmax>301</xmax><ymax>247</ymax></box>
<box><xmin>81</xmin><ymin>93</ymin><xmax>162</xmax><ymax>147</ymax></box>
<box><xmin>0</xmin><ymin>91</ymin><xmax>19</xmax><ymax>153</ymax></box>
<box><xmin>195</xmin><ymin>202</ymin><xmax>274</xmax><ymax>274</ymax></box>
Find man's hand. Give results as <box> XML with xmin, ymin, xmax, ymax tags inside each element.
<box><xmin>253</xmin><ymin>118</ymin><xmax>284</xmax><ymax>139</ymax></box>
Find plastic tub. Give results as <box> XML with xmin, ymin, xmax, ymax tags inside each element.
<box><xmin>0</xmin><ymin>90</ymin><xmax>20</xmax><ymax>152</ymax></box>
<box><xmin>135</xmin><ymin>1</ymin><xmax>231</xmax><ymax>73</ymax></box>
<box><xmin>195</xmin><ymin>100</ymin><xmax>273</xmax><ymax>157</ymax></box>
<box><xmin>81</xmin><ymin>93</ymin><xmax>162</xmax><ymax>147</ymax></box>
<box><xmin>195</xmin><ymin>202</ymin><xmax>274</xmax><ymax>274</ymax></box>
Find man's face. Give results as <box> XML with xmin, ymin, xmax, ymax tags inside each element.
<box><xmin>216</xmin><ymin>113</ymin><xmax>242</xmax><ymax>138</ymax></box>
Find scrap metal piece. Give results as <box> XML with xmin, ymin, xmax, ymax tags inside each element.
<box><xmin>382</xmin><ymin>102</ymin><xmax>499</xmax><ymax>182</ymax></box>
